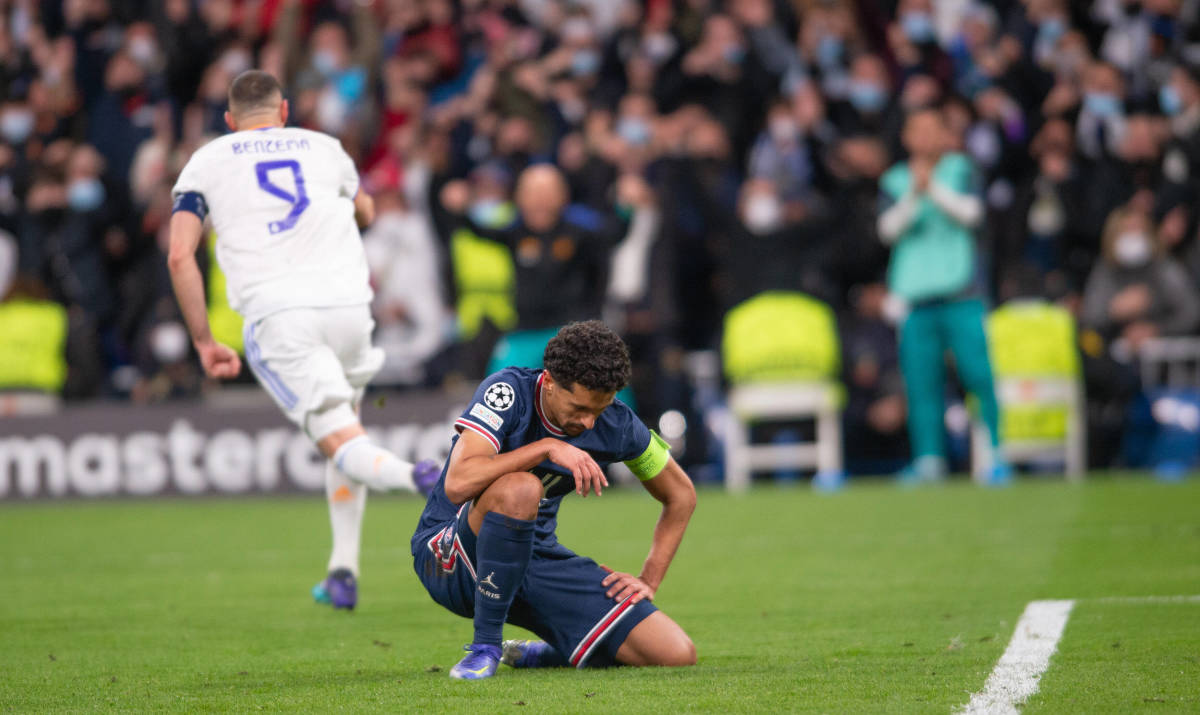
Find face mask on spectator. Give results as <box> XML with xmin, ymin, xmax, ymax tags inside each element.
<box><xmin>769</xmin><ymin>117</ymin><xmax>798</xmax><ymax>143</ymax></box>
<box><xmin>128</xmin><ymin>36</ymin><xmax>158</xmax><ymax>66</ymax></box>
<box><xmin>1038</xmin><ymin>18</ymin><xmax>1065</xmax><ymax>44</ymax></box>
<box><xmin>469</xmin><ymin>198</ymin><xmax>507</xmax><ymax>228</ymax></box>
<box><xmin>616</xmin><ymin>117</ymin><xmax>652</xmax><ymax>147</ymax></box>
<box><xmin>966</xmin><ymin>123</ymin><xmax>1001</xmax><ymax>167</ymax></box>
<box><xmin>67</xmin><ymin>178</ymin><xmax>106</xmax><ymax>213</ymax></box>
<box><xmin>817</xmin><ymin>36</ymin><xmax>843</xmax><ymax>67</ymax></box>
<box><xmin>1160</xmin><ymin>85</ymin><xmax>1183</xmax><ymax>116</ymax></box>
<box><xmin>0</xmin><ymin>109</ymin><xmax>34</xmax><ymax>144</ymax></box>
<box><xmin>150</xmin><ymin>321</ymin><xmax>190</xmax><ymax>365</ymax></box>
<box><xmin>743</xmin><ymin>194</ymin><xmax>783</xmax><ymax>235</ymax></box>
<box><xmin>221</xmin><ymin>49</ymin><xmax>252</xmax><ymax>76</ymax></box>
<box><xmin>848</xmin><ymin>81</ymin><xmax>887</xmax><ymax>113</ymax></box>
<box><xmin>642</xmin><ymin>33</ymin><xmax>677</xmax><ymax>63</ymax></box>
<box><xmin>1114</xmin><ymin>231</ymin><xmax>1153</xmax><ymax>267</ymax></box>
<box><xmin>571</xmin><ymin>49</ymin><xmax>601</xmax><ymax>77</ymax></box>
<box><xmin>559</xmin><ymin>98</ymin><xmax>586</xmax><ymax>124</ymax></box>
<box><xmin>723</xmin><ymin>44</ymin><xmax>746</xmax><ymax>65</ymax></box>
<box><xmin>901</xmin><ymin>12</ymin><xmax>936</xmax><ymax>44</ymax></box>
<box><xmin>1084</xmin><ymin>91</ymin><xmax>1122</xmax><ymax>118</ymax></box>
<box><xmin>313</xmin><ymin>49</ymin><xmax>340</xmax><ymax>77</ymax></box>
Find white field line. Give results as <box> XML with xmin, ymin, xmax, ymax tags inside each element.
<box><xmin>959</xmin><ymin>595</ymin><xmax>1200</xmax><ymax>714</ymax></box>
<box><xmin>959</xmin><ymin>599</ymin><xmax>1075</xmax><ymax>715</ymax></box>
<box><xmin>1091</xmin><ymin>594</ymin><xmax>1200</xmax><ymax>605</ymax></box>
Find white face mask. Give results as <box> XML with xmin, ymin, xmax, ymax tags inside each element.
<box><xmin>743</xmin><ymin>194</ymin><xmax>783</xmax><ymax>235</ymax></box>
<box><xmin>150</xmin><ymin>321</ymin><xmax>190</xmax><ymax>364</ymax></box>
<box><xmin>1113</xmin><ymin>231</ymin><xmax>1153</xmax><ymax>267</ymax></box>
<box><xmin>769</xmin><ymin>117</ymin><xmax>797</xmax><ymax>144</ymax></box>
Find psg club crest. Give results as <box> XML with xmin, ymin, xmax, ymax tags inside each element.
<box><xmin>484</xmin><ymin>382</ymin><xmax>516</xmax><ymax>411</ymax></box>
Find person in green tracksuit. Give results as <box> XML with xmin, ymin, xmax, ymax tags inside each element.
<box><xmin>877</xmin><ymin>108</ymin><xmax>1010</xmax><ymax>484</ymax></box>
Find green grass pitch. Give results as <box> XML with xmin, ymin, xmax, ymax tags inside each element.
<box><xmin>2</xmin><ymin>475</ymin><xmax>1199</xmax><ymax>712</ymax></box>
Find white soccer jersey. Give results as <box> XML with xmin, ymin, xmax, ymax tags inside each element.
<box><xmin>172</xmin><ymin>126</ymin><xmax>372</xmax><ymax>324</ymax></box>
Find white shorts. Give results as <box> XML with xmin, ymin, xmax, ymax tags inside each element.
<box><xmin>242</xmin><ymin>304</ymin><xmax>384</xmax><ymax>441</ymax></box>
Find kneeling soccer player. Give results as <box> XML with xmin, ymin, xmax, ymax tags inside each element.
<box><xmin>411</xmin><ymin>321</ymin><xmax>697</xmax><ymax>678</ymax></box>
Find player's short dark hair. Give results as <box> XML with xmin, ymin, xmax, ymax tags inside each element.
<box><xmin>543</xmin><ymin>321</ymin><xmax>631</xmax><ymax>394</ymax></box>
<box><xmin>228</xmin><ymin>70</ymin><xmax>283</xmax><ymax>117</ymax></box>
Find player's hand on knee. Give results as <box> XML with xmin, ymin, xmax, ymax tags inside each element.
<box><xmin>197</xmin><ymin>340</ymin><xmax>242</xmax><ymax>379</ymax></box>
<box><xmin>546</xmin><ymin>441</ymin><xmax>608</xmax><ymax>497</ymax></box>
<box><xmin>600</xmin><ymin>565</ymin><xmax>654</xmax><ymax>604</ymax></box>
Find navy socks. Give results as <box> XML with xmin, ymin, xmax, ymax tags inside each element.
<box><xmin>472</xmin><ymin>511</ymin><xmax>535</xmax><ymax>646</ymax></box>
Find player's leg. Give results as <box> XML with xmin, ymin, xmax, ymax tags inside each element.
<box><xmin>312</xmin><ymin>458</ymin><xmax>367</xmax><ymax>609</ymax></box>
<box><xmin>944</xmin><ymin>299</ymin><xmax>1010</xmax><ymax>484</ymax></box>
<box><xmin>615</xmin><ymin>611</ymin><xmax>697</xmax><ymax>666</ymax></box>
<box><xmin>448</xmin><ymin>471</ymin><xmax>541</xmax><ymax>679</ymax></box>
<box><xmin>500</xmin><ymin>550</ymin><xmax>684</xmax><ymax>670</ymax></box>
<box><xmin>898</xmin><ymin>304</ymin><xmax>948</xmax><ymax>481</ymax></box>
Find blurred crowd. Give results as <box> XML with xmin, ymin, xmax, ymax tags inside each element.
<box><xmin>5</xmin><ymin>0</ymin><xmax>1200</xmax><ymax>469</ymax></box>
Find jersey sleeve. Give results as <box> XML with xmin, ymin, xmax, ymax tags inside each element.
<box><xmin>171</xmin><ymin>150</ymin><xmax>210</xmax><ymax>220</ymax></box>
<box><xmin>618</xmin><ymin>408</ymin><xmax>671</xmax><ymax>481</ymax></box>
<box><xmin>453</xmin><ymin>372</ymin><xmax>522</xmax><ymax>452</ymax></box>
<box><xmin>335</xmin><ymin>142</ymin><xmax>360</xmax><ymax>198</ymax></box>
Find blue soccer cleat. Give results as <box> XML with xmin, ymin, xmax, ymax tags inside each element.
<box><xmin>312</xmin><ymin>568</ymin><xmax>357</xmax><ymax>610</ymax></box>
<box><xmin>413</xmin><ymin>459</ymin><xmax>441</xmax><ymax>497</ymax></box>
<box><xmin>501</xmin><ymin>639</ymin><xmax>565</xmax><ymax>668</ymax></box>
<box><xmin>449</xmin><ymin>643</ymin><xmax>502</xmax><ymax>680</ymax></box>
<box><xmin>897</xmin><ymin>455</ymin><xmax>947</xmax><ymax>487</ymax></box>
<box><xmin>985</xmin><ymin>458</ymin><xmax>1014</xmax><ymax>488</ymax></box>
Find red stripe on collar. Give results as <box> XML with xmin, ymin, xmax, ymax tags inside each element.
<box><xmin>535</xmin><ymin>372</ymin><xmax>567</xmax><ymax>436</ymax></box>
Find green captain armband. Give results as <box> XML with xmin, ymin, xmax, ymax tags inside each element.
<box><xmin>624</xmin><ymin>430</ymin><xmax>671</xmax><ymax>481</ymax></box>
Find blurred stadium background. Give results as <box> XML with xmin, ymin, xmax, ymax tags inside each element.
<box><xmin>4</xmin><ymin>1</ymin><xmax>1200</xmax><ymax>710</ymax></box>
<box><xmin>5</xmin><ymin>0</ymin><xmax>1200</xmax><ymax>492</ymax></box>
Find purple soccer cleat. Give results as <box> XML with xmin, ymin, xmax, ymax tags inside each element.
<box><xmin>413</xmin><ymin>459</ymin><xmax>441</xmax><ymax>497</ymax></box>
<box><xmin>312</xmin><ymin>568</ymin><xmax>357</xmax><ymax>610</ymax></box>
<box><xmin>449</xmin><ymin>643</ymin><xmax>502</xmax><ymax>680</ymax></box>
<box><xmin>501</xmin><ymin>639</ymin><xmax>565</xmax><ymax>668</ymax></box>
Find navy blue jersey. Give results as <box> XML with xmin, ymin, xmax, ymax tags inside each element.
<box><xmin>412</xmin><ymin>367</ymin><xmax>652</xmax><ymax>551</ymax></box>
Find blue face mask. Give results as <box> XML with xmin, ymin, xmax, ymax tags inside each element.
<box><xmin>1039</xmin><ymin>18</ymin><xmax>1066</xmax><ymax>43</ymax></box>
<box><xmin>723</xmin><ymin>45</ymin><xmax>746</xmax><ymax>65</ymax></box>
<box><xmin>901</xmin><ymin>11</ymin><xmax>936</xmax><ymax>44</ymax></box>
<box><xmin>312</xmin><ymin>49</ymin><xmax>339</xmax><ymax>77</ymax></box>
<box><xmin>616</xmin><ymin>117</ymin><xmax>652</xmax><ymax>146</ymax></box>
<box><xmin>0</xmin><ymin>109</ymin><xmax>34</xmax><ymax>144</ymax></box>
<box><xmin>817</xmin><ymin>36</ymin><xmax>844</xmax><ymax>67</ymax></box>
<box><xmin>1160</xmin><ymin>85</ymin><xmax>1183</xmax><ymax>115</ymax></box>
<box><xmin>468</xmin><ymin>198</ymin><xmax>508</xmax><ymax>228</ymax></box>
<box><xmin>1084</xmin><ymin>91</ymin><xmax>1122</xmax><ymax>118</ymax></box>
<box><xmin>848</xmin><ymin>80</ymin><xmax>888</xmax><ymax>113</ymax></box>
<box><xmin>571</xmin><ymin>49</ymin><xmax>601</xmax><ymax>76</ymax></box>
<box><xmin>67</xmin><ymin>178</ymin><xmax>106</xmax><ymax>213</ymax></box>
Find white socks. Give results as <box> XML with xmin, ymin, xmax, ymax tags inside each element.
<box><xmin>325</xmin><ymin>460</ymin><xmax>367</xmax><ymax>576</ymax></box>
<box><xmin>332</xmin><ymin>435</ymin><xmax>416</xmax><ymax>492</ymax></box>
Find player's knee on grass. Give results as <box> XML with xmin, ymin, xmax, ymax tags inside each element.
<box><xmin>479</xmin><ymin>472</ymin><xmax>543</xmax><ymax>521</ymax></box>
<box><xmin>618</xmin><ymin>612</ymin><xmax>697</xmax><ymax>667</ymax></box>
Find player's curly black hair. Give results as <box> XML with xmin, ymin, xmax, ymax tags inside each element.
<box><xmin>543</xmin><ymin>321</ymin><xmax>631</xmax><ymax>394</ymax></box>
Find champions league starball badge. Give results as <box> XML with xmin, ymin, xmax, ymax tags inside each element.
<box><xmin>484</xmin><ymin>382</ymin><xmax>516</xmax><ymax>411</ymax></box>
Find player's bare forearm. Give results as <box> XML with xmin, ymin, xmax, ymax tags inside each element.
<box><xmin>166</xmin><ymin>211</ymin><xmax>214</xmax><ymax>347</ymax></box>
<box><xmin>444</xmin><ymin>434</ymin><xmax>561</xmax><ymax>504</ymax></box>
<box><xmin>638</xmin><ymin>458</ymin><xmax>697</xmax><ymax>591</ymax></box>
<box><xmin>353</xmin><ymin>191</ymin><xmax>375</xmax><ymax>229</ymax></box>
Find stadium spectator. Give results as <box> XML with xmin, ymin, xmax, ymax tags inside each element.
<box><xmin>6</xmin><ymin>0</ymin><xmax>1200</xmax><ymax>475</ymax></box>
<box><xmin>877</xmin><ymin>108</ymin><xmax>1008</xmax><ymax>484</ymax></box>
<box><xmin>1081</xmin><ymin>204</ymin><xmax>1200</xmax><ymax>349</ymax></box>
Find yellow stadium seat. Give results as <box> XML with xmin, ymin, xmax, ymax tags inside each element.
<box><xmin>971</xmin><ymin>300</ymin><xmax>1085</xmax><ymax>481</ymax></box>
<box><xmin>721</xmin><ymin>291</ymin><xmax>843</xmax><ymax>490</ymax></box>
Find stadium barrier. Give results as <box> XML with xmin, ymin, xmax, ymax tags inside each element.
<box><xmin>0</xmin><ymin>389</ymin><xmax>465</xmax><ymax>499</ymax></box>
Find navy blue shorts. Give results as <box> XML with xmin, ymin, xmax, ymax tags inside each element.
<box><xmin>413</xmin><ymin>503</ymin><xmax>658</xmax><ymax>668</ymax></box>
